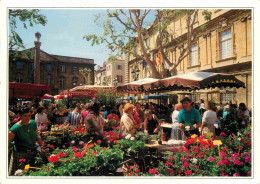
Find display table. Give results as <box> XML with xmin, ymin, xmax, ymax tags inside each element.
<box><xmin>145</xmin><ymin>140</ymin><xmax>185</xmax><ymax>151</ymax></box>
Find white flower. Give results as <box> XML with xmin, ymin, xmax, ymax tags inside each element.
<box><xmin>190</xmin><ymin>158</ymin><xmax>198</xmax><ymax>164</ymax></box>
<box><xmin>237</xmin><ymin>132</ymin><xmax>242</xmax><ymax>136</ymax></box>
<box><xmin>79</xmin><ymin>141</ymin><xmax>84</xmax><ymax>145</ymax></box>
<box><xmin>125</xmin><ymin>134</ymin><xmax>132</xmax><ymax>140</ymax></box>
<box><xmin>185</xmin><ymin>126</ymin><xmax>190</xmax><ymax>131</ymax></box>
<box><xmin>71</xmin><ymin>140</ymin><xmax>75</xmax><ymax>145</ymax></box>
<box><xmin>14</xmin><ymin>169</ymin><xmax>23</xmax><ymax>176</ymax></box>
<box><xmin>122</xmin><ymin>132</ymin><xmax>127</xmax><ymax>137</ymax></box>
<box><xmin>237</xmin><ymin>138</ymin><xmax>241</xmax><ymax>141</ymax></box>
<box><xmin>130</xmin><ymin>137</ymin><xmax>135</xmax><ymax>141</ymax></box>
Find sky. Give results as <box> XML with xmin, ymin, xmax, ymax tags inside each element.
<box><xmin>11</xmin><ymin>9</ymin><xmax>156</xmax><ymax>68</ymax></box>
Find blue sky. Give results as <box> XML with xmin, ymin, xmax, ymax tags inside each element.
<box><xmin>11</xmin><ymin>9</ymin><xmax>156</xmax><ymax>68</ymax></box>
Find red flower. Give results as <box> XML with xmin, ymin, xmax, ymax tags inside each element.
<box><xmin>102</xmin><ymin>147</ymin><xmax>107</xmax><ymax>150</ymax></box>
<box><xmin>127</xmin><ymin>173</ymin><xmax>131</xmax><ymax>176</ymax></box>
<box><xmin>113</xmin><ymin>140</ymin><xmax>118</xmax><ymax>144</ymax></box>
<box><xmin>73</xmin><ymin>152</ymin><xmax>83</xmax><ymax>158</ymax></box>
<box><xmin>97</xmin><ymin>140</ymin><xmax>102</xmax><ymax>144</ymax></box>
<box><xmin>185</xmin><ymin>170</ymin><xmax>192</xmax><ymax>176</ymax></box>
<box><xmin>58</xmin><ymin>152</ymin><xmax>66</xmax><ymax>158</ymax></box>
<box><xmin>165</xmin><ymin>162</ymin><xmax>174</xmax><ymax>167</ymax></box>
<box><xmin>50</xmin><ymin>145</ymin><xmax>54</xmax><ymax>149</ymax></box>
<box><xmin>49</xmin><ymin>155</ymin><xmax>59</xmax><ymax>163</ymax></box>
<box><xmin>148</xmin><ymin>169</ymin><xmax>157</xmax><ymax>175</ymax></box>
<box><xmin>196</xmin><ymin>171</ymin><xmax>200</xmax><ymax>174</ymax></box>
<box><xmin>47</xmin><ymin>167</ymin><xmax>50</xmax><ymax>171</ymax></box>
<box><xmin>81</xmin><ymin>151</ymin><xmax>86</xmax><ymax>155</ymax></box>
<box><xmin>223</xmin><ymin>158</ymin><xmax>229</xmax><ymax>166</ymax></box>
<box><xmin>220</xmin><ymin>132</ymin><xmax>226</xmax><ymax>136</ymax></box>
<box><xmin>136</xmin><ymin>169</ymin><xmax>140</xmax><ymax>173</ymax></box>
<box><xmin>100</xmin><ymin>132</ymin><xmax>106</xmax><ymax>137</ymax></box>
<box><xmin>93</xmin><ymin>151</ymin><xmax>98</xmax><ymax>155</ymax></box>
<box><xmin>88</xmin><ymin>143</ymin><xmax>95</xmax><ymax>148</ymax></box>
<box><xmin>247</xmin><ymin>171</ymin><xmax>251</xmax><ymax>176</ymax></box>
<box><xmin>183</xmin><ymin>162</ymin><xmax>189</xmax><ymax>168</ymax></box>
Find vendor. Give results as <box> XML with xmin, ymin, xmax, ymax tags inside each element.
<box><xmin>143</xmin><ymin>110</ymin><xmax>161</xmax><ymax>135</ymax></box>
<box><xmin>8</xmin><ymin>107</ymin><xmax>44</xmax><ymax>176</ymax></box>
<box><xmin>178</xmin><ymin>97</ymin><xmax>201</xmax><ymax>136</ymax></box>
<box><xmin>119</xmin><ymin>103</ymin><xmax>137</xmax><ymax>137</ymax></box>
<box><xmin>35</xmin><ymin>106</ymin><xmax>49</xmax><ymax>131</ymax></box>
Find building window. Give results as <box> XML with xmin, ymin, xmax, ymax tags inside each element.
<box><xmin>46</xmin><ymin>64</ymin><xmax>52</xmax><ymax>71</ymax></box>
<box><xmin>117</xmin><ymin>65</ymin><xmax>122</xmax><ymax>70</ymax></box>
<box><xmin>46</xmin><ymin>75</ymin><xmax>52</xmax><ymax>86</ymax></box>
<box><xmin>60</xmin><ymin>76</ymin><xmax>66</xmax><ymax>89</ymax></box>
<box><xmin>220</xmin><ymin>29</ymin><xmax>232</xmax><ymax>59</ymax></box>
<box><xmin>190</xmin><ymin>43</ymin><xmax>198</xmax><ymax>66</ymax></box>
<box><xmin>117</xmin><ymin>75</ymin><xmax>123</xmax><ymax>83</ymax></box>
<box><xmin>16</xmin><ymin>73</ymin><xmax>23</xmax><ymax>83</ymax></box>
<box><xmin>16</xmin><ymin>61</ymin><xmax>23</xmax><ymax>69</ymax></box>
<box><xmin>72</xmin><ymin>77</ymin><xmax>78</xmax><ymax>87</ymax></box>
<box><xmin>60</xmin><ymin>65</ymin><xmax>66</xmax><ymax>73</ymax></box>
<box><xmin>72</xmin><ymin>66</ymin><xmax>78</xmax><ymax>73</ymax></box>
<box><xmin>221</xmin><ymin>93</ymin><xmax>233</xmax><ymax>104</ymax></box>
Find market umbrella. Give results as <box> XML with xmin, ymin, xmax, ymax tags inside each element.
<box><xmin>40</xmin><ymin>93</ymin><xmax>54</xmax><ymax>100</ymax></box>
<box><xmin>144</xmin><ymin>71</ymin><xmax>245</xmax><ymax>92</ymax></box>
<box><xmin>117</xmin><ymin>78</ymin><xmax>160</xmax><ymax>93</ymax></box>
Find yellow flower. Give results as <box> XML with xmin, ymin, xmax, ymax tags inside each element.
<box><xmin>24</xmin><ymin>164</ymin><xmax>30</xmax><ymax>171</ymax></box>
<box><xmin>191</xmin><ymin>134</ymin><xmax>198</xmax><ymax>138</ymax></box>
<box><xmin>206</xmin><ymin>132</ymin><xmax>214</xmax><ymax>137</ymax></box>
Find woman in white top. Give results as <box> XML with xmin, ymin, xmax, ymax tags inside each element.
<box><xmin>200</xmin><ymin>101</ymin><xmax>217</xmax><ymax>137</ymax></box>
<box><xmin>119</xmin><ymin>103</ymin><xmax>138</xmax><ymax>137</ymax></box>
<box><xmin>171</xmin><ymin>103</ymin><xmax>183</xmax><ymax>124</ymax></box>
<box><xmin>35</xmin><ymin>106</ymin><xmax>49</xmax><ymax>131</ymax></box>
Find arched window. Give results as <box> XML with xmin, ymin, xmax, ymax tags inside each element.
<box><xmin>16</xmin><ymin>73</ymin><xmax>23</xmax><ymax>83</ymax></box>
<box><xmin>72</xmin><ymin>77</ymin><xmax>78</xmax><ymax>87</ymax></box>
<box><xmin>60</xmin><ymin>76</ymin><xmax>66</xmax><ymax>89</ymax></box>
<box><xmin>47</xmin><ymin>75</ymin><xmax>52</xmax><ymax>86</ymax></box>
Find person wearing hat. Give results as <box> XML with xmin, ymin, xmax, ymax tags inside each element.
<box><xmin>119</xmin><ymin>103</ymin><xmax>138</xmax><ymax>137</ymax></box>
<box><xmin>178</xmin><ymin>97</ymin><xmax>202</xmax><ymax>136</ymax></box>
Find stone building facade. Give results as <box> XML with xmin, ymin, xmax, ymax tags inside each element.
<box><xmin>95</xmin><ymin>58</ymin><xmax>126</xmax><ymax>86</ymax></box>
<box><xmin>9</xmin><ymin>48</ymin><xmax>95</xmax><ymax>95</ymax></box>
<box><xmin>127</xmin><ymin>9</ymin><xmax>252</xmax><ymax>108</ymax></box>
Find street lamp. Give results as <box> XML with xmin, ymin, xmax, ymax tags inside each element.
<box><xmin>113</xmin><ymin>77</ymin><xmax>118</xmax><ymax>87</ymax></box>
<box><xmin>131</xmin><ymin>66</ymin><xmax>140</xmax><ymax>81</ymax></box>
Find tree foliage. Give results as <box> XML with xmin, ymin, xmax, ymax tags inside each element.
<box><xmin>83</xmin><ymin>9</ymin><xmax>212</xmax><ymax>78</ymax></box>
<box><xmin>79</xmin><ymin>68</ymin><xmax>92</xmax><ymax>85</ymax></box>
<box><xmin>9</xmin><ymin>9</ymin><xmax>47</xmax><ymax>55</ymax></box>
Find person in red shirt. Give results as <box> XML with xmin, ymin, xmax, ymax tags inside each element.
<box><xmin>107</xmin><ymin>110</ymin><xmax>120</xmax><ymax>124</ymax></box>
<box><xmin>133</xmin><ymin>102</ymin><xmax>144</xmax><ymax>130</ymax></box>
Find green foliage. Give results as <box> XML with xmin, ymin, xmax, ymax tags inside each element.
<box><xmin>202</xmin><ymin>10</ymin><xmax>212</xmax><ymax>21</ymax></box>
<box><xmin>79</xmin><ymin>68</ymin><xmax>92</xmax><ymax>85</ymax></box>
<box><xmin>9</xmin><ymin>9</ymin><xmax>47</xmax><ymax>50</ymax></box>
<box><xmin>113</xmin><ymin>139</ymin><xmax>148</xmax><ymax>155</ymax></box>
<box><xmin>97</xmin><ymin>90</ymin><xmax>117</xmax><ymax>110</ymax></box>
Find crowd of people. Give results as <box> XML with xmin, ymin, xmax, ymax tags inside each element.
<box><xmin>7</xmin><ymin>97</ymin><xmax>251</xmax><ymax>175</ymax></box>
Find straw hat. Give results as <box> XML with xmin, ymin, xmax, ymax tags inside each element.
<box><xmin>124</xmin><ymin>103</ymin><xmax>134</xmax><ymax>112</ymax></box>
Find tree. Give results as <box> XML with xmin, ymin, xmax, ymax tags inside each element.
<box><xmin>83</xmin><ymin>9</ymin><xmax>212</xmax><ymax>79</ymax></box>
<box><xmin>9</xmin><ymin>9</ymin><xmax>47</xmax><ymax>53</ymax></box>
<box><xmin>79</xmin><ymin>68</ymin><xmax>92</xmax><ymax>85</ymax></box>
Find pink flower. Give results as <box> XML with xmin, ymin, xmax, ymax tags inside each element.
<box><xmin>72</xmin><ymin>146</ymin><xmax>78</xmax><ymax>151</ymax></box>
<box><xmin>220</xmin><ymin>151</ymin><xmax>226</xmax><ymax>158</ymax></box>
<box><xmin>223</xmin><ymin>158</ymin><xmax>229</xmax><ymax>166</ymax></box>
<box><xmin>19</xmin><ymin>159</ymin><xmax>26</xmax><ymax>163</ymax></box>
<box><xmin>165</xmin><ymin>162</ymin><xmax>174</xmax><ymax>167</ymax></box>
<box><xmin>196</xmin><ymin>171</ymin><xmax>200</xmax><ymax>174</ymax></box>
<box><xmin>217</xmin><ymin>161</ymin><xmax>223</xmax><ymax>166</ymax></box>
<box><xmin>247</xmin><ymin>171</ymin><xmax>251</xmax><ymax>176</ymax></box>
<box><xmin>81</xmin><ymin>151</ymin><xmax>86</xmax><ymax>155</ymax></box>
<box><xmin>135</xmin><ymin>169</ymin><xmax>140</xmax><ymax>173</ymax></box>
<box><xmin>47</xmin><ymin>167</ymin><xmax>50</xmax><ymax>171</ymax></box>
<box><xmin>185</xmin><ymin>170</ymin><xmax>192</xmax><ymax>176</ymax></box>
<box><xmin>208</xmin><ymin>156</ymin><xmax>215</xmax><ymax>162</ymax></box>
<box><xmin>245</xmin><ymin>156</ymin><xmax>251</xmax><ymax>163</ymax></box>
<box><xmin>233</xmin><ymin>173</ymin><xmax>240</xmax><ymax>177</ymax></box>
<box><xmin>183</xmin><ymin>162</ymin><xmax>189</xmax><ymax>168</ymax></box>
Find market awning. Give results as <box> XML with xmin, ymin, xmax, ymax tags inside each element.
<box><xmin>117</xmin><ymin>78</ymin><xmax>160</xmax><ymax>93</ymax></box>
<box><xmin>9</xmin><ymin>82</ymin><xmax>51</xmax><ymax>98</ymax></box>
<box><xmin>145</xmin><ymin>71</ymin><xmax>245</xmax><ymax>92</ymax></box>
<box><xmin>40</xmin><ymin>93</ymin><xmax>54</xmax><ymax>100</ymax></box>
<box><xmin>60</xmin><ymin>85</ymin><xmax>116</xmax><ymax>98</ymax></box>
